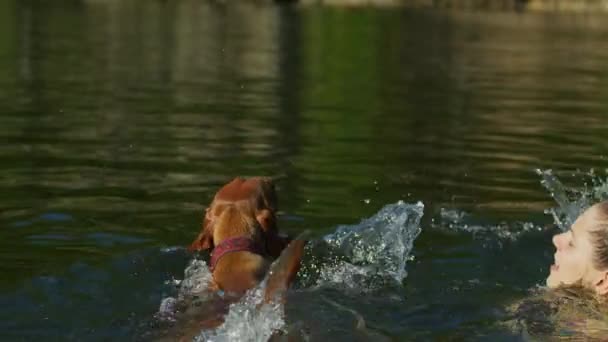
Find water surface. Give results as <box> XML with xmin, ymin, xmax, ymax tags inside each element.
<box><xmin>1</xmin><ymin>1</ymin><xmax>608</xmax><ymax>340</ymax></box>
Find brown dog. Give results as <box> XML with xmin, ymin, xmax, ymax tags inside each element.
<box><xmin>189</xmin><ymin>177</ymin><xmax>289</xmax><ymax>257</ymax></box>
<box><xmin>152</xmin><ymin>178</ymin><xmax>304</xmax><ymax>341</ymax></box>
<box><xmin>159</xmin><ymin>237</ymin><xmax>306</xmax><ymax>341</ymax></box>
<box><xmin>189</xmin><ymin>177</ymin><xmax>297</xmax><ymax>294</ymax></box>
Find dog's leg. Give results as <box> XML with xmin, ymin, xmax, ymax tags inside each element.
<box><xmin>263</xmin><ymin>238</ymin><xmax>307</xmax><ymax>304</ymax></box>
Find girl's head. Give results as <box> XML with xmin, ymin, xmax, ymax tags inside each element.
<box><xmin>547</xmin><ymin>201</ymin><xmax>608</xmax><ymax>295</ymax></box>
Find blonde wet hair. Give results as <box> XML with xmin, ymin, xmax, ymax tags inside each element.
<box><xmin>588</xmin><ymin>201</ymin><xmax>608</xmax><ymax>272</ymax></box>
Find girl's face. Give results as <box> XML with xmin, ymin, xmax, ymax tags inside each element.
<box><xmin>547</xmin><ymin>206</ymin><xmax>602</xmax><ymax>289</ymax></box>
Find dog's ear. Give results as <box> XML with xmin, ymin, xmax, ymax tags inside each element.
<box><xmin>257</xmin><ymin>177</ymin><xmax>277</xmax><ymax>212</ymax></box>
<box><xmin>252</xmin><ymin>179</ymin><xmax>278</xmax><ymax>234</ymax></box>
<box><xmin>256</xmin><ymin>208</ymin><xmax>276</xmax><ymax>234</ymax></box>
<box><xmin>188</xmin><ymin>208</ymin><xmax>215</xmax><ymax>252</ymax></box>
<box><xmin>257</xmin><ymin>208</ymin><xmax>292</xmax><ymax>258</ymax></box>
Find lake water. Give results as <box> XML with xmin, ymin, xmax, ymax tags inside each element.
<box><xmin>1</xmin><ymin>1</ymin><xmax>608</xmax><ymax>340</ymax></box>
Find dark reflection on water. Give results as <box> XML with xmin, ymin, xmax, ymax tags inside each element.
<box><xmin>1</xmin><ymin>0</ymin><xmax>608</xmax><ymax>339</ymax></box>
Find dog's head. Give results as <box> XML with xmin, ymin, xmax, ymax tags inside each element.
<box><xmin>188</xmin><ymin>177</ymin><xmax>279</xmax><ymax>252</ymax></box>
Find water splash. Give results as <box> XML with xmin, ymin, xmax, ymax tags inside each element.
<box><xmin>300</xmin><ymin>201</ymin><xmax>424</xmax><ymax>291</ymax></box>
<box><xmin>155</xmin><ymin>257</ymin><xmax>286</xmax><ymax>342</ymax></box>
<box><xmin>536</xmin><ymin>169</ymin><xmax>608</xmax><ymax>231</ymax></box>
<box><xmin>434</xmin><ymin>208</ymin><xmax>543</xmax><ymax>242</ymax></box>
<box><xmin>156</xmin><ymin>258</ymin><xmax>214</xmax><ymax>321</ymax></box>
<box><xmin>438</xmin><ymin>208</ymin><xmax>468</xmax><ymax>229</ymax></box>
<box><xmin>179</xmin><ymin>259</ymin><xmax>214</xmax><ymax>295</ymax></box>
<box><xmin>196</xmin><ymin>285</ymin><xmax>285</xmax><ymax>342</ymax></box>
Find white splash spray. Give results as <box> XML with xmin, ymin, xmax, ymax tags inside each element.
<box><xmin>300</xmin><ymin>201</ymin><xmax>424</xmax><ymax>292</ymax></box>
<box><xmin>537</xmin><ymin>169</ymin><xmax>608</xmax><ymax>231</ymax></box>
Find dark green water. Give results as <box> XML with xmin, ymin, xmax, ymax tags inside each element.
<box><xmin>1</xmin><ymin>1</ymin><xmax>608</xmax><ymax>340</ymax></box>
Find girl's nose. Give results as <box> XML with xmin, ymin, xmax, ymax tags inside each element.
<box><xmin>553</xmin><ymin>233</ymin><xmax>564</xmax><ymax>250</ymax></box>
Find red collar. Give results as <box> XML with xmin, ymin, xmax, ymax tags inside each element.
<box><xmin>209</xmin><ymin>237</ymin><xmax>264</xmax><ymax>272</ymax></box>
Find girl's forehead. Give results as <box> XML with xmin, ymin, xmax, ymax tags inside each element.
<box><xmin>572</xmin><ymin>207</ymin><xmax>601</xmax><ymax>236</ymax></box>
